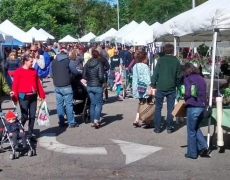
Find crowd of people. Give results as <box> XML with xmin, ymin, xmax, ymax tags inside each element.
<box><xmin>0</xmin><ymin>41</ymin><xmax>210</xmax><ymax>159</ymax></box>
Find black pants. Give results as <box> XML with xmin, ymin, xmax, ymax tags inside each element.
<box><xmin>19</xmin><ymin>95</ymin><xmax>37</xmax><ymax>136</ymax></box>
<box><xmin>11</xmin><ymin>132</ymin><xmax>26</xmax><ymax>147</ymax></box>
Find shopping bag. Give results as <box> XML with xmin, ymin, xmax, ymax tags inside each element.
<box><xmin>37</xmin><ymin>101</ymin><xmax>50</xmax><ymax>126</ymax></box>
<box><xmin>172</xmin><ymin>100</ymin><xmax>187</xmax><ymax>117</ymax></box>
<box><xmin>139</xmin><ymin>99</ymin><xmax>155</xmax><ymax>122</ymax></box>
<box><xmin>112</xmin><ymin>84</ymin><xmax>117</xmax><ymax>91</ymax></box>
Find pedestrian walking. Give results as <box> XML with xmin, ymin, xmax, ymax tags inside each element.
<box><xmin>12</xmin><ymin>55</ymin><xmax>45</xmax><ymax>140</ymax></box>
<box><xmin>50</xmin><ymin>46</ymin><xmax>79</xmax><ymax>128</ymax></box>
<box><xmin>151</xmin><ymin>44</ymin><xmax>181</xmax><ymax>134</ymax></box>
<box><xmin>132</xmin><ymin>51</ymin><xmax>151</xmax><ymax>127</ymax></box>
<box><xmin>114</xmin><ymin>67</ymin><xmax>122</xmax><ymax>99</ymax></box>
<box><xmin>182</xmin><ymin>63</ymin><xmax>210</xmax><ymax>159</ymax></box>
<box><xmin>4</xmin><ymin>52</ymin><xmax>21</xmax><ymax>87</ymax></box>
<box><xmin>109</xmin><ymin>49</ymin><xmax>122</xmax><ymax>89</ymax></box>
<box><xmin>83</xmin><ymin>50</ymin><xmax>104</xmax><ymax>129</ymax></box>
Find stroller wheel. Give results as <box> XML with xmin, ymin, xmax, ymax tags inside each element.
<box><xmin>28</xmin><ymin>150</ymin><xmax>33</xmax><ymax>157</ymax></box>
<box><xmin>32</xmin><ymin>149</ymin><xmax>36</xmax><ymax>156</ymax></box>
<box><xmin>9</xmin><ymin>153</ymin><xmax>15</xmax><ymax>160</ymax></box>
<box><xmin>15</xmin><ymin>151</ymin><xmax>20</xmax><ymax>159</ymax></box>
<box><xmin>82</xmin><ymin>107</ymin><xmax>90</xmax><ymax>124</ymax></box>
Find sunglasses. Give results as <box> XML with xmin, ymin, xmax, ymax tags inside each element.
<box><xmin>30</xmin><ymin>50</ymin><xmax>37</xmax><ymax>52</ymax></box>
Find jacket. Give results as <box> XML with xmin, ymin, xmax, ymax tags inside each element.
<box><xmin>4</xmin><ymin>58</ymin><xmax>21</xmax><ymax>71</ymax></box>
<box><xmin>5</xmin><ymin>120</ymin><xmax>23</xmax><ymax>133</ymax></box>
<box><xmin>184</xmin><ymin>74</ymin><xmax>206</xmax><ymax>107</ymax></box>
<box><xmin>12</xmin><ymin>67</ymin><xmax>45</xmax><ymax>100</ymax></box>
<box><xmin>83</xmin><ymin>59</ymin><xmax>104</xmax><ymax>87</ymax></box>
<box><xmin>99</xmin><ymin>57</ymin><xmax>110</xmax><ymax>71</ymax></box>
<box><xmin>0</xmin><ymin>72</ymin><xmax>11</xmax><ymax>97</ymax></box>
<box><xmin>114</xmin><ymin>72</ymin><xmax>122</xmax><ymax>85</ymax></box>
<box><xmin>50</xmin><ymin>54</ymin><xmax>78</xmax><ymax>87</ymax></box>
<box><xmin>34</xmin><ymin>52</ymin><xmax>51</xmax><ymax>78</ymax></box>
<box><xmin>151</xmin><ymin>55</ymin><xmax>181</xmax><ymax>91</ymax></box>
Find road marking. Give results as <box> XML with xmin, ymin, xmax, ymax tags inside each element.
<box><xmin>39</xmin><ymin>133</ymin><xmax>107</xmax><ymax>155</ymax></box>
<box><xmin>111</xmin><ymin>139</ymin><xmax>162</xmax><ymax>165</ymax></box>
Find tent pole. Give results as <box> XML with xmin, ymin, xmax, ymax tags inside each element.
<box><xmin>207</xmin><ymin>30</ymin><xmax>218</xmax><ymax>148</ymax></box>
<box><xmin>174</xmin><ymin>37</ymin><xmax>177</xmax><ymax>56</ymax></box>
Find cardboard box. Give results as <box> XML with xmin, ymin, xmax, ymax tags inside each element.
<box><xmin>172</xmin><ymin>100</ymin><xmax>187</xmax><ymax>117</ymax></box>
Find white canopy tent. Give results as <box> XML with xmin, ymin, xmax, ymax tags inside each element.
<box><xmin>26</xmin><ymin>27</ymin><xmax>49</xmax><ymax>42</ymax></box>
<box><xmin>123</xmin><ymin>21</ymin><xmax>150</xmax><ymax>46</ymax></box>
<box><xmin>80</xmin><ymin>32</ymin><xmax>96</xmax><ymax>43</ymax></box>
<box><xmin>95</xmin><ymin>28</ymin><xmax>117</xmax><ymax>42</ymax></box>
<box><xmin>0</xmin><ymin>30</ymin><xmax>13</xmax><ymax>43</ymax></box>
<box><xmin>114</xmin><ymin>21</ymin><xmax>139</xmax><ymax>44</ymax></box>
<box><xmin>109</xmin><ymin>24</ymin><xmax>127</xmax><ymax>38</ymax></box>
<box><xmin>0</xmin><ymin>19</ymin><xmax>32</xmax><ymax>43</ymax></box>
<box><xmin>131</xmin><ymin>22</ymin><xmax>161</xmax><ymax>46</ymax></box>
<box><xmin>172</xmin><ymin>0</ymin><xmax>230</xmax><ymax>40</ymax></box>
<box><xmin>38</xmin><ymin>28</ymin><xmax>55</xmax><ymax>40</ymax></box>
<box><xmin>59</xmin><ymin>35</ymin><xmax>78</xmax><ymax>43</ymax></box>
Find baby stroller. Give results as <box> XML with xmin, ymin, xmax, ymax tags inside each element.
<box><xmin>71</xmin><ymin>75</ymin><xmax>90</xmax><ymax>123</ymax></box>
<box><xmin>0</xmin><ymin>103</ymin><xmax>35</xmax><ymax>160</ymax></box>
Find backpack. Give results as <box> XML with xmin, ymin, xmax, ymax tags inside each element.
<box><xmin>34</xmin><ymin>52</ymin><xmax>51</xmax><ymax>78</ymax></box>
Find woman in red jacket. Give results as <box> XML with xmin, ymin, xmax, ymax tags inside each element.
<box><xmin>12</xmin><ymin>55</ymin><xmax>45</xmax><ymax>140</ymax></box>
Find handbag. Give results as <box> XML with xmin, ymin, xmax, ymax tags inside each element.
<box><xmin>139</xmin><ymin>97</ymin><xmax>155</xmax><ymax>121</ymax></box>
<box><xmin>202</xmin><ymin>104</ymin><xmax>212</xmax><ymax>118</ymax></box>
<box><xmin>136</xmin><ymin>64</ymin><xmax>147</xmax><ymax>93</ymax></box>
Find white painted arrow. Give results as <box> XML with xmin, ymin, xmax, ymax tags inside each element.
<box><xmin>39</xmin><ymin>133</ymin><xmax>107</xmax><ymax>155</ymax></box>
<box><xmin>111</xmin><ymin>139</ymin><xmax>162</xmax><ymax>165</ymax></box>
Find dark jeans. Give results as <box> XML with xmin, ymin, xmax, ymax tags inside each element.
<box><xmin>19</xmin><ymin>95</ymin><xmax>37</xmax><ymax>136</ymax></box>
<box><xmin>154</xmin><ymin>90</ymin><xmax>176</xmax><ymax>131</ymax></box>
<box><xmin>11</xmin><ymin>132</ymin><xmax>27</xmax><ymax>147</ymax></box>
<box><xmin>86</xmin><ymin>87</ymin><xmax>103</xmax><ymax>123</ymax></box>
<box><xmin>186</xmin><ymin>107</ymin><xmax>207</xmax><ymax>158</ymax></box>
<box><xmin>108</xmin><ymin>70</ymin><xmax>115</xmax><ymax>87</ymax></box>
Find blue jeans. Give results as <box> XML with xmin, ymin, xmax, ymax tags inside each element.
<box><xmin>186</xmin><ymin>107</ymin><xmax>207</xmax><ymax>158</ymax></box>
<box><xmin>87</xmin><ymin>87</ymin><xmax>103</xmax><ymax>123</ymax></box>
<box><xmin>108</xmin><ymin>70</ymin><xmax>115</xmax><ymax>87</ymax></box>
<box><xmin>154</xmin><ymin>90</ymin><xmax>176</xmax><ymax>131</ymax></box>
<box><xmin>54</xmin><ymin>86</ymin><xmax>75</xmax><ymax>126</ymax></box>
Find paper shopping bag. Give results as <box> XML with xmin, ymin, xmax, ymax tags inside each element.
<box><xmin>139</xmin><ymin>99</ymin><xmax>155</xmax><ymax>122</ymax></box>
<box><xmin>172</xmin><ymin>100</ymin><xmax>187</xmax><ymax>117</ymax></box>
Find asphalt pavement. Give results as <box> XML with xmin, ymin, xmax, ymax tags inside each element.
<box><xmin>0</xmin><ymin>79</ymin><xmax>230</xmax><ymax>180</ymax></box>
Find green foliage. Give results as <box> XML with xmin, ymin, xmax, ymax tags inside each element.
<box><xmin>197</xmin><ymin>44</ymin><xmax>209</xmax><ymax>56</ymax></box>
<box><xmin>0</xmin><ymin>0</ymin><xmax>208</xmax><ymax>40</ymax></box>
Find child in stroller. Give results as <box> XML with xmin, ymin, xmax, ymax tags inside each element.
<box><xmin>4</xmin><ymin>110</ymin><xmax>26</xmax><ymax>150</ymax></box>
<box><xmin>0</xmin><ymin>108</ymin><xmax>35</xmax><ymax>160</ymax></box>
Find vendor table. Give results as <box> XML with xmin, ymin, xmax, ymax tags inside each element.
<box><xmin>211</xmin><ymin>107</ymin><xmax>230</xmax><ymax>129</ymax></box>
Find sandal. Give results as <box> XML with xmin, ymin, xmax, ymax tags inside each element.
<box><xmin>133</xmin><ymin>121</ymin><xmax>141</xmax><ymax>128</ymax></box>
<box><xmin>94</xmin><ymin>122</ymin><xmax>100</xmax><ymax>129</ymax></box>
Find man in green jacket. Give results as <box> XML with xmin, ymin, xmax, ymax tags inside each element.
<box><xmin>151</xmin><ymin>44</ymin><xmax>181</xmax><ymax>134</ymax></box>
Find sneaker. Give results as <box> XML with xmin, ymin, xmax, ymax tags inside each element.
<box><xmin>200</xmin><ymin>148</ymin><xmax>211</xmax><ymax>158</ymax></box>
<box><xmin>185</xmin><ymin>154</ymin><xmax>197</xmax><ymax>159</ymax></box>
<box><xmin>154</xmin><ymin>129</ymin><xmax>161</xmax><ymax>134</ymax></box>
<box><xmin>68</xmin><ymin>124</ymin><xmax>76</xmax><ymax>128</ymax></box>
<box><xmin>167</xmin><ymin>128</ymin><xmax>173</xmax><ymax>134</ymax></box>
